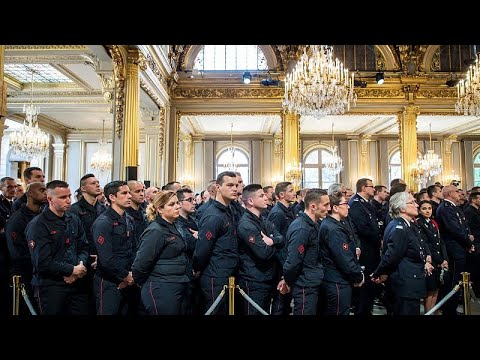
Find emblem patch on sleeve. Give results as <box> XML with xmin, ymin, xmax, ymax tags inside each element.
<box><xmin>11</xmin><ymin>232</ymin><xmax>17</xmax><ymax>240</ymax></box>
<box><xmin>28</xmin><ymin>240</ymin><xmax>35</xmax><ymax>249</ymax></box>
<box><xmin>205</xmin><ymin>231</ymin><xmax>213</xmax><ymax>240</ymax></box>
<box><xmin>298</xmin><ymin>244</ymin><xmax>305</xmax><ymax>254</ymax></box>
<box><xmin>97</xmin><ymin>235</ymin><xmax>105</xmax><ymax>245</ymax></box>
<box><xmin>342</xmin><ymin>242</ymin><xmax>349</xmax><ymax>251</ymax></box>
<box><xmin>248</xmin><ymin>235</ymin><xmax>255</xmax><ymax>243</ymax></box>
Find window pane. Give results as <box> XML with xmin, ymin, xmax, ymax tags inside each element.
<box><xmin>194</xmin><ymin>45</ymin><xmax>268</xmax><ymax>71</ymax></box>
<box><xmin>391</xmin><ymin>150</ymin><xmax>401</xmax><ymax>165</ymax></box>
<box><xmin>322</xmin><ymin>168</ymin><xmax>336</xmax><ymax>189</ymax></box>
<box><xmin>390</xmin><ymin>165</ymin><xmax>402</xmax><ymax>184</ymax></box>
<box><xmin>475</xmin><ymin>153</ymin><xmax>480</xmax><ymax>164</ymax></box>
<box><xmin>321</xmin><ymin>149</ymin><xmax>333</xmax><ymax>164</ymax></box>
<box><xmin>305</xmin><ymin>150</ymin><xmax>319</xmax><ymax>164</ymax></box>
<box><xmin>474</xmin><ymin>167</ymin><xmax>480</xmax><ymax>186</ymax></box>
<box><xmin>304</xmin><ymin>168</ymin><xmax>319</xmax><ymax>187</ymax></box>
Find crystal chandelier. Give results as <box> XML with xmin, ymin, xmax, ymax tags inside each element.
<box><xmin>9</xmin><ymin>69</ymin><xmax>49</xmax><ymax>160</ymax></box>
<box><xmin>283</xmin><ymin>45</ymin><xmax>357</xmax><ymax>119</ymax></box>
<box><xmin>417</xmin><ymin>123</ymin><xmax>442</xmax><ymax>180</ymax></box>
<box><xmin>222</xmin><ymin>122</ymin><xmax>238</xmax><ymax>171</ymax></box>
<box><xmin>455</xmin><ymin>52</ymin><xmax>480</xmax><ymax>116</ymax></box>
<box><xmin>90</xmin><ymin>119</ymin><xmax>112</xmax><ymax>173</ymax></box>
<box><xmin>323</xmin><ymin>123</ymin><xmax>343</xmax><ymax>175</ymax></box>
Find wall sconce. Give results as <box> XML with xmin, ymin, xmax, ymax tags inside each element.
<box><xmin>375</xmin><ymin>72</ymin><xmax>385</xmax><ymax>85</ymax></box>
<box><xmin>243</xmin><ymin>71</ymin><xmax>252</xmax><ymax>84</ymax></box>
<box><xmin>285</xmin><ymin>162</ymin><xmax>302</xmax><ymax>188</ymax></box>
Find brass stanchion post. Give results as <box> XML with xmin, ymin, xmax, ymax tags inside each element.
<box><xmin>228</xmin><ymin>276</ymin><xmax>235</xmax><ymax>315</ymax></box>
<box><xmin>12</xmin><ymin>275</ymin><xmax>21</xmax><ymax>315</ymax></box>
<box><xmin>462</xmin><ymin>272</ymin><xmax>471</xmax><ymax>315</ymax></box>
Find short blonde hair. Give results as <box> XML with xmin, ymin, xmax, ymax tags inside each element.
<box><xmin>146</xmin><ymin>190</ymin><xmax>177</xmax><ymax>222</ymax></box>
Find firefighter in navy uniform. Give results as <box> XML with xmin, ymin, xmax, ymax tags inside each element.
<box><xmin>91</xmin><ymin>181</ymin><xmax>141</xmax><ymax>315</ymax></box>
<box><xmin>436</xmin><ymin>185</ymin><xmax>474</xmax><ymax>315</ymax></box>
<box><xmin>347</xmin><ymin>178</ymin><xmax>381</xmax><ymax>315</ymax></box>
<box><xmin>126</xmin><ymin>180</ymin><xmax>149</xmax><ymax>245</ymax></box>
<box><xmin>278</xmin><ymin>189</ymin><xmax>330</xmax><ymax>315</ymax></box>
<box><xmin>26</xmin><ymin>180</ymin><xmax>89</xmax><ymax>315</ymax></box>
<box><xmin>132</xmin><ymin>191</ymin><xmax>190</xmax><ymax>315</ymax></box>
<box><xmin>175</xmin><ymin>188</ymin><xmax>202</xmax><ymax>315</ymax></box>
<box><xmin>237</xmin><ymin>184</ymin><xmax>284</xmax><ymax>315</ymax></box>
<box><xmin>319</xmin><ymin>193</ymin><xmax>365</xmax><ymax>315</ymax></box>
<box><xmin>5</xmin><ymin>182</ymin><xmax>47</xmax><ymax>315</ymax></box>
<box><xmin>69</xmin><ymin>173</ymin><xmax>105</xmax><ymax>314</ymax></box>
<box><xmin>193</xmin><ymin>171</ymin><xmax>239</xmax><ymax>315</ymax></box>
<box><xmin>267</xmin><ymin>181</ymin><xmax>296</xmax><ymax>315</ymax></box>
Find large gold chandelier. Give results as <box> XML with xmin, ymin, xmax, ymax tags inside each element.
<box><xmin>456</xmin><ymin>52</ymin><xmax>480</xmax><ymax>116</ymax></box>
<box><xmin>283</xmin><ymin>45</ymin><xmax>357</xmax><ymax>119</ymax></box>
<box><xmin>90</xmin><ymin>119</ymin><xmax>112</xmax><ymax>173</ymax></box>
<box><xmin>9</xmin><ymin>69</ymin><xmax>49</xmax><ymax>160</ymax></box>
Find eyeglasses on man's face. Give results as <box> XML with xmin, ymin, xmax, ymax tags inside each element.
<box><xmin>364</xmin><ymin>185</ymin><xmax>374</xmax><ymax>188</ymax></box>
<box><xmin>336</xmin><ymin>202</ymin><xmax>349</xmax><ymax>206</ymax></box>
<box><xmin>182</xmin><ymin>197</ymin><xmax>195</xmax><ymax>203</ymax></box>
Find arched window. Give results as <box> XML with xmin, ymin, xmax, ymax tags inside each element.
<box><xmin>303</xmin><ymin>147</ymin><xmax>337</xmax><ymax>190</ymax></box>
<box><xmin>474</xmin><ymin>151</ymin><xmax>480</xmax><ymax>186</ymax></box>
<box><xmin>216</xmin><ymin>147</ymin><xmax>250</xmax><ymax>184</ymax></box>
<box><xmin>194</xmin><ymin>45</ymin><xmax>268</xmax><ymax>71</ymax></box>
<box><xmin>389</xmin><ymin>150</ymin><xmax>402</xmax><ymax>186</ymax></box>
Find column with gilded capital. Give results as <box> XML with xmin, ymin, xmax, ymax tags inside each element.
<box><xmin>0</xmin><ymin>45</ymin><xmax>6</xmax><ymax>161</ymax></box>
<box><xmin>398</xmin><ymin>105</ymin><xmax>419</xmax><ymax>191</ymax></box>
<box><xmin>52</xmin><ymin>143</ymin><xmax>65</xmax><ymax>180</ymax></box>
<box><xmin>283</xmin><ymin>111</ymin><xmax>301</xmax><ymax>190</ymax></box>
<box><xmin>122</xmin><ymin>49</ymin><xmax>146</xmax><ymax>180</ymax></box>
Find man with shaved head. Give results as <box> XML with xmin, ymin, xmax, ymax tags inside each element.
<box><xmin>126</xmin><ymin>180</ymin><xmax>148</xmax><ymax>243</ymax></box>
<box><xmin>144</xmin><ymin>186</ymin><xmax>159</xmax><ymax>205</ymax></box>
<box><xmin>5</xmin><ymin>182</ymin><xmax>47</xmax><ymax>314</ymax></box>
<box><xmin>436</xmin><ymin>185</ymin><xmax>474</xmax><ymax>315</ymax></box>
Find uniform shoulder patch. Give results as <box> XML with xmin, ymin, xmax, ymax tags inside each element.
<box><xmin>298</xmin><ymin>244</ymin><xmax>305</xmax><ymax>254</ymax></box>
<box><xmin>11</xmin><ymin>231</ymin><xmax>17</xmax><ymax>240</ymax></box>
<box><xmin>28</xmin><ymin>240</ymin><xmax>35</xmax><ymax>249</ymax></box>
<box><xmin>167</xmin><ymin>235</ymin><xmax>176</xmax><ymax>241</ymax></box>
<box><xmin>205</xmin><ymin>231</ymin><xmax>213</xmax><ymax>241</ymax></box>
<box><xmin>396</xmin><ymin>225</ymin><xmax>403</xmax><ymax>229</ymax></box>
<box><xmin>248</xmin><ymin>235</ymin><xmax>255</xmax><ymax>244</ymax></box>
<box><xmin>65</xmin><ymin>238</ymin><xmax>70</xmax><ymax>245</ymax></box>
<box><xmin>97</xmin><ymin>235</ymin><xmax>105</xmax><ymax>245</ymax></box>
<box><xmin>342</xmin><ymin>242</ymin><xmax>349</xmax><ymax>251</ymax></box>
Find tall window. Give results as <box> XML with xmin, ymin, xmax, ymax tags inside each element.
<box><xmin>194</xmin><ymin>45</ymin><xmax>268</xmax><ymax>71</ymax></box>
<box><xmin>474</xmin><ymin>151</ymin><xmax>480</xmax><ymax>186</ymax></box>
<box><xmin>216</xmin><ymin>147</ymin><xmax>250</xmax><ymax>184</ymax></box>
<box><xmin>389</xmin><ymin>150</ymin><xmax>402</xmax><ymax>185</ymax></box>
<box><xmin>303</xmin><ymin>148</ymin><xmax>337</xmax><ymax>190</ymax></box>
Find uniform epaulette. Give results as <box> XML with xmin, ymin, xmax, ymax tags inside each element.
<box><xmin>353</xmin><ymin>198</ymin><xmax>359</xmax><ymax>202</ymax></box>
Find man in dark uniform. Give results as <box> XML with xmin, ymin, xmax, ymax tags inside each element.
<box><xmin>193</xmin><ymin>171</ymin><xmax>239</xmax><ymax>315</ymax></box>
<box><xmin>5</xmin><ymin>182</ymin><xmax>46</xmax><ymax>315</ymax></box>
<box><xmin>0</xmin><ymin>176</ymin><xmax>17</xmax><ymax>315</ymax></box>
<box><xmin>278</xmin><ymin>189</ymin><xmax>330</xmax><ymax>315</ymax></box>
<box><xmin>427</xmin><ymin>184</ymin><xmax>443</xmax><ymax>221</ymax></box>
<box><xmin>175</xmin><ymin>188</ymin><xmax>202</xmax><ymax>315</ymax></box>
<box><xmin>91</xmin><ymin>180</ymin><xmax>140</xmax><ymax>315</ymax></box>
<box><xmin>262</xmin><ymin>185</ymin><xmax>275</xmax><ymax>220</ymax></box>
<box><xmin>464</xmin><ymin>191</ymin><xmax>480</xmax><ymax>295</ymax></box>
<box><xmin>69</xmin><ymin>173</ymin><xmax>105</xmax><ymax>314</ymax></box>
<box><xmin>25</xmin><ymin>180</ymin><xmax>89</xmax><ymax>315</ymax></box>
<box><xmin>292</xmin><ymin>188</ymin><xmax>308</xmax><ymax>217</ymax></box>
<box><xmin>195</xmin><ymin>180</ymin><xmax>217</xmax><ymax>222</ymax></box>
<box><xmin>126</xmin><ymin>180</ymin><xmax>148</xmax><ymax>244</ymax></box>
<box><xmin>348</xmin><ymin>178</ymin><xmax>380</xmax><ymax>315</ymax></box>
<box><xmin>436</xmin><ymin>185</ymin><xmax>474</xmax><ymax>315</ymax></box>
<box><xmin>230</xmin><ymin>172</ymin><xmax>245</xmax><ymax>225</ymax></box>
<box><xmin>267</xmin><ymin>181</ymin><xmax>296</xmax><ymax>315</ymax></box>
<box><xmin>237</xmin><ymin>184</ymin><xmax>283</xmax><ymax>314</ymax></box>
<box><xmin>372</xmin><ymin>185</ymin><xmax>388</xmax><ymax>238</ymax></box>
<box><xmin>12</xmin><ymin>167</ymin><xmax>45</xmax><ymax>213</ymax></box>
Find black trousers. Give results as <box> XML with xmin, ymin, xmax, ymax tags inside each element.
<box><xmin>393</xmin><ymin>297</ymin><xmax>421</xmax><ymax>315</ymax></box>
<box><xmin>238</xmin><ymin>280</ymin><xmax>272</xmax><ymax>315</ymax></box>
<box><xmin>199</xmin><ymin>275</ymin><xmax>231</xmax><ymax>315</ymax></box>
<box><xmin>322</xmin><ymin>281</ymin><xmax>352</xmax><ymax>315</ymax></box>
<box><xmin>35</xmin><ymin>283</ymin><xmax>88</xmax><ymax>315</ymax></box>
<box><xmin>94</xmin><ymin>275</ymin><xmax>143</xmax><ymax>315</ymax></box>
<box><xmin>292</xmin><ymin>285</ymin><xmax>319</xmax><ymax>315</ymax></box>
<box><xmin>141</xmin><ymin>281</ymin><xmax>188</xmax><ymax>315</ymax></box>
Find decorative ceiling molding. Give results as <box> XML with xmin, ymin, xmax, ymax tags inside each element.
<box><xmin>4</xmin><ymin>55</ymin><xmax>91</xmax><ymax>63</ymax></box>
<box><xmin>355</xmin><ymin>88</ymin><xmax>404</xmax><ymax>98</ymax></box>
<box><xmin>5</xmin><ymin>45</ymin><xmax>89</xmax><ymax>51</ymax></box>
<box><xmin>140</xmin><ymin>78</ymin><xmax>163</xmax><ymax>108</ymax></box>
<box><xmin>173</xmin><ymin>87</ymin><xmax>284</xmax><ymax>99</ymax></box>
<box><xmin>8</xmin><ymin>90</ymin><xmax>103</xmax><ymax>97</ymax></box>
<box><xmin>417</xmin><ymin>88</ymin><xmax>456</xmax><ymax>98</ymax></box>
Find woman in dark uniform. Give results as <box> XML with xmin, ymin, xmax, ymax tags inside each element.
<box><xmin>371</xmin><ymin>192</ymin><xmax>434</xmax><ymax>315</ymax></box>
<box><xmin>319</xmin><ymin>193</ymin><xmax>364</xmax><ymax>315</ymax></box>
<box><xmin>132</xmin><ymin>190</ymin><xmax>190</xmax><ymax>315</ymax></box>
<box><xmin>416</xmin><ymin>200</ymin><xmax>449</xmax><ymax>313</ymax></box>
